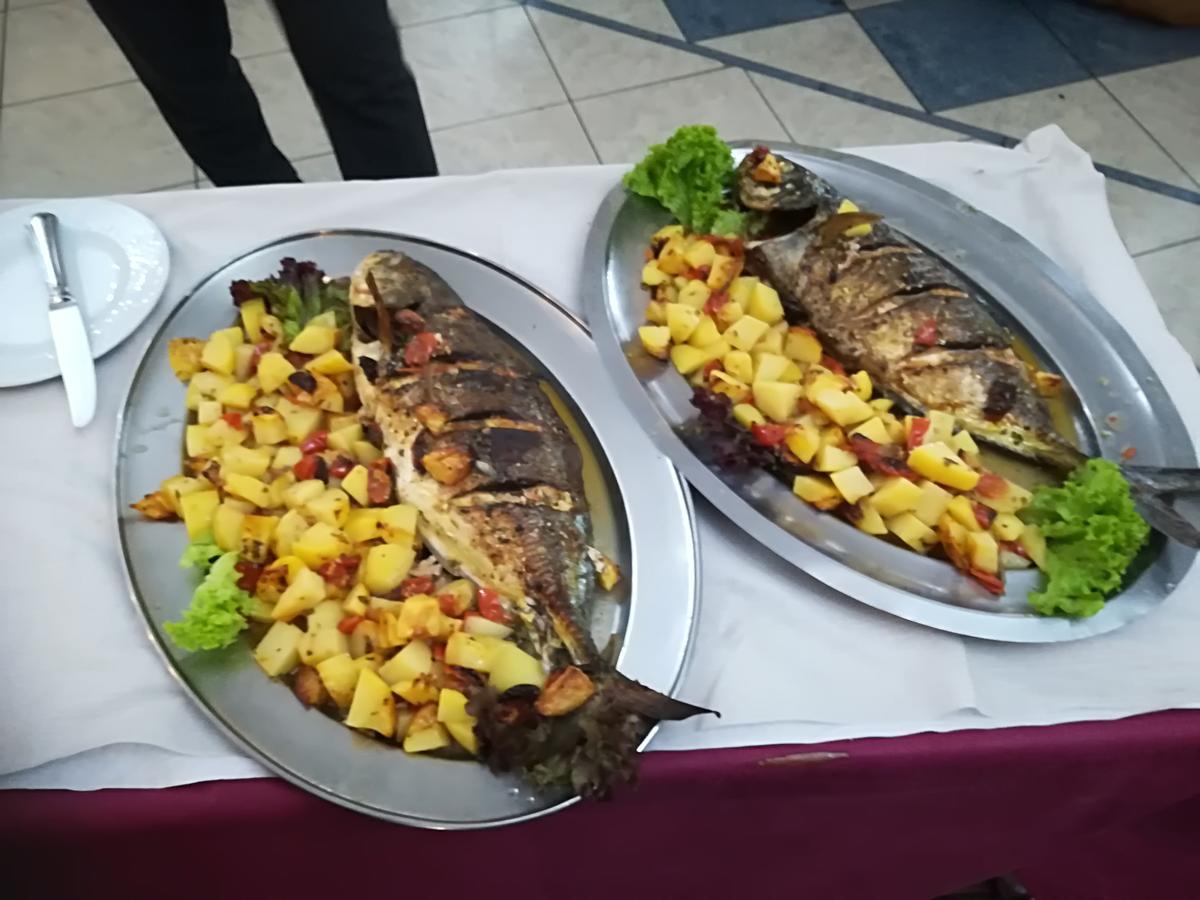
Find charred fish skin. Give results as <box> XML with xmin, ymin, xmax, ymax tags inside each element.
<box><xmin>744</xmin><ymin>156</ymin><xmax>1084</xmax><ymax>471</ymax></box>
<box><xmin>349</xmin><ymin>250</ymin><xmax>711</xmax><ymax>796</ymax></box>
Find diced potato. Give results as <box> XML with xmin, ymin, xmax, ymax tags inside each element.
<box><xmin>316</xmin><ymin>653</ymin><xmax>361</xmax><ymax>708</ymax></box>
<box><xmin>938</xmin><ymin>513</ymin><xmax>972</xmax><ymax>572</ymax></box>
<box><xmin>256</xmin><ymin>352</ymin><xmax>295</xmax><ymax>393</ymax></box>
<box><xmin>792</xmin><ymin>475</ymin><xmax>842</xmax><ymax>510</ymax></box>
<box><xmin>197</xmin><ymin>400</ymin><xmax>222</xmax><ymax>426</ymax></box>
<box><xmin>638</xmin><ymin>325</ymin><xmax>671</xmax><ymax>360</ymax></box>
<box><xmin>444</xmin><ymin>632</ymin><xmax>493</xmax><ymax>672</ymax></box>
<box><xmin>913</xmin><ymin>480</ymin><xmax>953</xmax><ymax>528</ymax></box>
<box><xmin>341</xmin><ymin>582</ymin><xmax>369</xmax><ymax>617</ymax></box>
<box><xmin>751</xmin><ymin>352</ymin><xmax>795</xmax><ymax>384</ymax></box>
<box><xmin>251</xmin><ymin>411</ymin><xmax>288</xmax><ymax>446</ymax></box>
<box><xmin>830</xmin><ymin>465</ymin><xmax>874</xmax><ymax>504</ymax></box>
<box><xmin>221</xmin><ymin>445</ymin><xmax>272</xmax><ymax>478</ymax></box>
<box><xmin>352</xmin><ymin>440</ymin><xmax>382</xmax><ymax>466</ymax></box>
<box><xmin>951</xmin><ymin>429</ymin><xmax>981</xmax><ymax>461</ymax></box>
<box><xmin>804</xmin><ymin>371</ymin><xmax>848</xmax><ymax>405</ymax></box>
<box><xmin>966</xmin><ymin>530</ymin><xmax>1000</xmax><ymax>574</ymax></box>
<box><xmin>752</xmin><ymin>381</ymin><xmax>804</xmax><ymax>423</ymax></box>
<box><xmin>253</xmin><ymin>621</ymin><xmax>304</xmax><ymax>677</ymax></box>
<box><xmin>688</xmin><ymin>315</ymin><xmax>722</xmax><ymax>348</ymax></box>
<box><xmin>677</xmin><ymin>279</ymin><xmax>711</xmax><ymax>309</ymax></box>
<box><xmin>168</xmin><ymin>337</ymin><xmax>205</xmax><ymax>382</ymax></box>
<box><xmin>380</xmin><ymin>505</ymin><xmax>418</xmax><ymax>544</ymax></box>
<box><xmin>271</xmin><ymin>567</ymin><xmax>327</xmax><ymax>622</ymax></box>
<box><xmin>185</xmin><ymin>424</ymin><xmax>215</xmax><ymax>458</ymax></box>
<box><xmin>732</xmin><ymin>403</ymin><xmax>765</xmax><ymax>429</ymax></box>
<box><xmin>223</xmin><ymin>472</ymin><xmax>272</xmax><ymax>508</ymax></box>
<box><xmin>714</xmin><ymin>300</ymin><xmax>744</xmax><ymax>330</ymax></box>
<box><xmin>683</xmin><ymin>238</ymin><xmax>716</xmax><ymax>269</ymax></box>
<box><xmin>837</xmin><ymin>199</ymin><xmax>873</xmax><ymax>237</ymax></box>
<box><xmin>666</xmin><ymin>304</ymin><xmax>701</xmax><ymax>343</ymax></box>
<box><xmin>728</xmin><ymin>276</ymin><xmax>758</xmax><ymax>306</ymax></box>
<box><xmin>200</xmin><ymin>336</ymin><xmax>236</xmax><ymax>375</ymax></box>
<box><xmin>725</xmin><ymin>315</ymin><xmax>770</xmax><ymax>352</ymax></box>
<box><xmin>190</xmin><ymin>370</ymin><xmax>234</xmax><ymax>402</ymax></box>
<box><xmin>972</xmin><ymin>477</ymin><xmax>1033</xmax><ymax>514</ymax></box>
<box><xmin>652</xmin><ymin>223</ymin><xmax>684</xmax><ymax>244</ymax></box>
<box><xmin>292</xmin><ymin>521</ymin><xmax>350</xmax><ymax>569</ymax></box>
<box><xmin>336</xmin><ymin>464</ymin><xmax>367</xmax><ymax>506</ymax></box>
<box><xmin>870</xmin><ymin>398</ymin><xmax>894</xmax><ymax>413</ymax></box>
<box><xmin>883</xmin><ymin>414</ymin><xmax>906</xmax><ymax>444</ymax></box>
<box><xmin>392</xmin><ymin>676</ymin><xmax>440</xmax><ymax>706</ymax></box>
<box><xmin>463</xmin><ymin>614</ymin><xmax>513</xmax><ymax>639</ymax></box>
<box><xmin>814</xmin><ymin>444</ymin><xmax>859</xmax><ymax>473</ymax></box>
<box><xmin>813</xmin><ymin>389</ymin><xmax>875</xmax><ymax>428</ymax></box>
<box><xmin>657</xmin><ymin>236</ymin><xmax>687</xmax><ymax>275</ymax></box>
<box><xmin>887</xmin><ymin>512</ymin><xmax>938</xmax><ymax>553</ymax></box>
<box><xmin>240</xmin><ymin>515</ymin><xmax>278</xmax><ymax>563</ymax></box>
<box><xmin>928</xmin><ymin>410</ymin><xmax>956</xmax><ymax>445</ymax></box>
<box><xmin>946</xmin><ymin>494</ymin><xmax>983</xmax><ymax>531</ymax></box>
<box><xmin>298</xmin><ymin>601</ymin><xmax>350</xmax><ymax>666</ymax></box>
<box><xmin>233</xmin><ymin>344</ymin><xmax>257</xmax><ymax>382</ymax></box>
<box><xmin>345</xmin><ymin>669</ymin><xmax>396</xmax><ymax>738</ymax></box>
<box><xmin>283</xmin><ymin>479</ymin><xmax>325</xmax><ymax>510</ymax></box>
<box><xmin>645</xmin><ymin>300</ymin><xmax>667</xmax><ymax>324</ymax></box>
<box><xmin>180</xmin><ymin>490</ymin><xmax>220</xmax><ymax>540</ymax></box>
<box><xmin>273</xmin><ymin>508</ymin><xmax>309</xmax><ymax>557</ymax></box>
<box><xmin>642</xmin><ymin>261</ymin><xmax>669</xmax><ymax>286</ymax></box>
<box><xmin>746</xmin><ymin>282</ymin><xmax>783</xmax><ymax>325</ymax></box>
<box><xmin>868</xmin><ymin>476</ymin><xmax>923</xmax><ymax>517</ymax></box>
<box><xmin>343</xmin><ymin>508</ymin><xmax>381</xmax><ymax>544</ymax></box>
<box><xmin>274</xmin><ymin>445</ymin><xmax>303</xmax><ymax>470</ymax></box>
<box><xmin>364</xmin><ymin>544</ymin><xmax>416</xmax><ymax>594</ymax></box>
<box><xmin>289</xmin><ymin>324</ymin><xmax>338</xmax><ymax>355</ymax></box>
<box><xmin>403</xmin><ymin>720</ymin><xmax>451</xmax><ymax>754</ymax></box>
<box><xmin>437</xmin><ymin>687</ymin><xmax>476</xmax><ymax>727</ymax></box>
<box><xmin>706</xmin><ymin>253</ymin><xmax>741</xmax><ymax>290</ymax></box>
<box><xmin>850</xmin><ymin>370</ymin><xmax>872</xmax><ymax>402</ymax></box>
<box><xmin>211</xmin><ymin>326</ymin><xmax>244</xmax><ymax>347</ymax></box>
<box><xmin>709</xmin><ymin>371</ymin><xmax>750</xmax><ymax>403</ymax></box>
<box><xmin>855</xmin><ymin>502</ymin><xmax>888</xmax><ymax>535</ymax></box>
<box><xmin>268</xmin><ymin>473</ymin><xmax>294</xmax><ymax>508</ymax></box>
<box><xmin>266</xmin><ymin>554</ymin><xmax>306</xmax><ymax>585</ymax></box>
<box><xmin>754</xmin><ymin>326</ymin><xmax>785</xmax><ymax>356</ymax></box>
<box><xmin>535</xmin><ymin>667</ymin><xmax>597</xmax><ymax>717</ymax></box>
<box><xmin>236</xmin><ymin>297</ymin><xmax>265</xmax><ymax>342</ymax></box>
<box><xmin>378</xmin><ymin>640</ymin><xmax>433</xmax><ymax>684</ymax></box>
<box><xmin>305</xmin><ymin>488</ymin><xmax>350</xmax><ymax>528</ymax></box>
<box><xmin>783</xmin><ymin>423</ymin><xmax>820</xmax><ymax>464</ymax></box>
<box><xmin>1019</xmin><ymin>523</ymin><xmax>1048</xmax><ymax>570</ymax></box>
<box><xmin>306</xmin><ymin>349</ymin><xmax>354</xmax><ymax>376</ymax></box>
<box><xmin>670</xmin><ymin>340</ymin><xmax>728</xmax><ymax>376</ymax></box>
<box><xmin>907</xmin><ymin>441</ymin><xmax>980</xmax><ymax>492</ymax></box>
<box><xmin>723</xmin><ymin>350</ymin><xmax>753</xmax><ymax>383</ymax></box>
<box><xmin>159</xmin><ymin>475</ymin><xmax>207</xmax><ymax>516</ymax></box>
<box><xmin>992</xmin><ymin>512</ymin><xmax>1025</xmax><ymax>542</ymax></box>
<box><xmin>206</xmin><ymin>417</ymin><xmax>246</xmax><ymax>449</ymax></box>
<box><xmin>849</xmin><ymin>417</ymin><xmax>890</xmax><ymax>444</ymax></box>
<box><xmin>279</xmin><ymin>402</ymin><xmax>323</xmax><ymax>444</ymax></box>
<box><xmin>210</xmin><ymin>502</ymin><xmax>245</xmax><ymax>552</ymax></box>
<box><xmin>487</xmin><ymin>642</ymin><xmax>547</xmax><ymax>693</ymax></box>
<box><xmin>784</xmin><ymin>328</ymin><xmax>823</xmax><ymax>365</ymax></box>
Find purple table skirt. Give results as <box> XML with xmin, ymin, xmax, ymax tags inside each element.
<box><xmin>5</xmin><ymin>711</ymin><xmax>1200</xmax><ymax>899</ymax></box>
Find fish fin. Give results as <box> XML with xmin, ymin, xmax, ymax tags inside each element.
<box><xmin>817</xmin><ymin>211</ymin><xmax>882</xmax><ymax>243</ymax></box>
<box><xmin>608</xmin><ymin>673</ymin><xmax>717</xmax><ymax>721</ymax></box>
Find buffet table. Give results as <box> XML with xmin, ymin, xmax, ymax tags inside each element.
<box><xmin>4</xmin><ymin>128</ymin><xmax>1200</xmax><ymax>899</ymax></box>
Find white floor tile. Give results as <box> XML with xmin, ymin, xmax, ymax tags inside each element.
<box><xmin>1105</xmin><ymin>179</ymin><xmax>1200</xmax><ymax>257</ymax></box>
<box><xmin>944</xmin><ymin>79</ymin><xmax>1193</xmax><ymax>189</ymax></box>
<box><xmin>433</xmin><ymin>104</ymin><xmax>597</xmax><ymax>174</ymax></box>
<box><xmin>528</xmin><ymin>0</ymin><xmax>719</xmax><ymax>99</ymax></box>
<box><xmin>294</xmin><ymin>153</ymin><xmax>342</xmax><ymax>183</ymax></box>
<box><xmin>8</xmin><ymin>0</ymin><xmax>63</xmax><ymax>8</ymax></box>
<box><xmin>240</xmin><ymin>52</ymin><xmax>331</xmax><ymax>160</ymax></box>
<box><xmin>3</xmin><ymin>0</ymin><xmax>134</xmax><ymax>105</ymax></box>
<box><xmin>0</xmin><ymin>82</ymin><xmax>192</xmax><ymax>196</ymax></box>
<box><xmin>576</xmin><ymin>67</ymin><xmax>789</xmax><ymax>164</ymax></box>
<box><xmin>702</xmin><ymin>14</ymin><xmax>919</xmax><ymax>108</ymax></box>
<box><xmin>388</xmin><ymin>0</ymin><xmax>514</xmax><ymax>27</ymax></box>
<box><xmin>1103</xmin><ymin>58</ymin><xmax>1200</xmax><ymax>186</ymax></box>
<box><xmin>1137</xmin><ymin>239</ymin><xmax>1200</xmax><ymax>362</ymax></box>
<box><xmin>750</xmin><ymin>73</ymin><xmax>960</xmax><ymax>148</ymax></box>
<box><xmin>229</xmin><ymin>0</ymin><xmax>288</xmax><ymax>59</ymax></box>
<box><xmin>402</xmin><ymin>6</ymin><xmax>565</xmax><ymax>130</ymax></box>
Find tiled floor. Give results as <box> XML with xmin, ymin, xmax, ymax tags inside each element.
<box><xmin>0</xmin><ymin>0</ymin><xmax>1197</xmax><ymax>356</ymax></box>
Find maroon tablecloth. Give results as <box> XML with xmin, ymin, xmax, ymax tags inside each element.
<box><xmin>5</xmin><ymin>712</ymin><xmax>1200</xmax><ymax>899</ymax></box>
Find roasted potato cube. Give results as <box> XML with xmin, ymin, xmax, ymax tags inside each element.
<box><xmin>946</xmin><ymin>494</ymin><xmax>983</xmax><ymax>531</ymax></box>
<box><xmin>669</xmin><ymin>340</ymin><xmax>728</xmax><ymax>376</ymax></box>
<box><xmin>714</xmin><ymin>300</ymin><xmax>744</xmax><ymax>330</ymax></box>
<box><xmin>289</xmin><ymin>324</ymin><xmax>338</xmax><ymax>356</ymax></box>
<box><xmin>784</xmin><ymin>327</ymin><xmax>822</xmax><ymax>365</ymax></box>
<box><xmin>180</xmin><ymin>490</ymin><xmax>220</xmax><ymax>540</ymax></box>
<box><xmin>378</xmin><ymin>640</ymin><xmax>433</xmax><ymax>684</ymax></box>
<box><xmin>131</xmin><ymin>489</ymin><xmax>178</xmax><ymax>521</ymax></box>
<box><xmin>638</xmin><ymin>325</ymin><xmax>671</xmax><ymax>359</ymax></box>
<box><xmin>316</xmin><ymin>653</ymin><xmax>362</xmax><ymax>707</ymax></box>
<box><xmin>907</xmin><ymin>441</ymin><xmax>980</xmax><ymax>492</ymax></box>
<box><xmin>723</xmin><ymin>350</ymin><xmax>754</xmax><ymax>383</ymax></box>
<box><xmin>645</xmin><ymin>299</ymin><xmax>667</xmax><ymax>323</ymax></box>
<box><xmin>966</xmin><ymin>530</ymin><xmax>1000</xmax><ymax>574</ymax></box>
<box><xmin>927</xmin><ymin>410</ymin><xmax>956</xmax><ymax>445</ymax></box>
<box><xmin>751</xmin><ymin>352</ymin><xmax>792</xmax><ymax>384</ymax></box>
<box><xmin>221</xmin><ymin>445</ymin><xmax>272</xmax><ymax>478</ymax></box>
<box><xmin>240</xmin><ymin>514</ymin><xmax>279</xmax><ymax>563</ymax></box>
<box><xmin>785</xmin><ymin>423</ymin><xmax>820</xmax><ymax>464</ymax></box>
<box><xmin>688</xmin><ymin>315</ymin><xmax>723</xmax><ymax>348</ymax></box>
<box><xmin>168</xmin><ymin>338</ymin><xmax>205</xmax><ymax>381</ymax></box>
<box><xmin>223</xmin><ymin>472</ymin><xmax>272</xmax><ymax>508</ymax></box>
<box><xmin>913</xmin><ymin>480</ymin><xmax>953</xmax><ymax>528</ymax></box>
<box><xmin>211</xmin><ymin>502</ymin><xmax>246</xmax><ymax>552</ymax></box>
<box><xmin>813</xmin><ymin>388</ymin><xmax>874</xmax><ymax>428</ymax></box>
<box><xmin>887</xmin><ymin>512</ymin><xmax>937</xmax><ymax>553</ymax></box>
<box><xmin>273</xmin><ymin>508</ymin><xmax>309</xmax><ymax>556</ymax></box>
<box><xmin>666</xmin><ymin>303</ymin><xmax>701</xmax><ymax>343</ymax></box>
<box><xmin>830</xmin><ymin>465</ymin><xmax>874</xmax><ymax>504</ymax></box>
<box><xmin>868</xmin><ymin>477</ymin><xmax>923</xmax><ymax>517</ymax></box>
<box><xmin>754</xmin><ymin>324</ymin><xmax>785</xmax><ymax>356</ymax></box>
<box><xmin>328</xmin><ymin>423</ymin><xmax>364</xmax><ymax>452</ymax></box>
<box><xmin>972</xmin><ymin>476</ymin><xmax>1033</xmax><ymax>514</ymax></box>
<box><xmin>677</xmin><ymin>279</ymin><xmax>711</xmax><ymax>309</ymax></box>
<box><xmin>732</xmin><ymin>403</ymin><xmax>765</xmax><ymax>429</ymax></box>
<box><xmin>991</xmin><ymin>512</ymin><xmax>1025</xmax><ymax>542</ymax></box>
<box><xmin>850</xmin><ymin>370</ymin><xmax>872</xmax><ymax>401</ymax></box>
<box><xmin>345</xmin><ymin>669</ymin><xmax>396</xmax><ymax>737</ymax></box>
<box><xmin>814</xmin><ymin>444</ymin><xmax>858</xmax><ymax>473</ymax></box>
<box><xmin>283</xmin><ymin>478</ymin><xmax>325</xmax><ymax>509</ymax></box>
<box><xmin>304</xmin><ymin>487</ymin><xmax>351</xmax><ymax>528</ymax></box>
<box><xmin>402</xmin><ymin>720</ymin><xmax>450</xmax><ymax>754</ymax></box>
<box><xmin>352</xmin><ymin>440</ymin><xmax>382</xmax><ymax>466</ymax></box>
<box><xmin>271</xmin><ymin>566</ymin><xmax>327</xmax><ymax>622</ymax></box>
<box><xmin>535</xmin><ymin>666</ymin><xmax>596</xmax><ymax>717</ymax></box>
<box><xmin>1019</xmin><ymin>523</ymin><xmax>1048</xmax><ymax>570</ymax></box>
<box><xmin>938</xmin><ymin>513</ymin><xmax>972</xmax><ymax>572</ymax></box>
<box><xmin>728</xmin><ymin>275</ymin><xmax>758</xmax><ymax>306</ymax></box>
<box><xmin>706</xmin><ymin>253</ymin><xmax>741</xmax><ymax>290</ymax></box>
<box><xmin>253</xmin><ymin>621</ymin><xmax>304</xmax><ymax>677</ymax></box>
<box><xmin>364</xmin><ymin>544</ymin><xmax>416</xmax><ymax>594</ymax></box>
<box><xmin>292</xmin><ymin>521</ymin><xmax>350</xmax><ymax>569</ymax></box>
<box><xmin>256</xmin><ymin>352</ymin><xmax>295</xmax><ymax>393</ymax></box>
<box><xmin>641</xmin><ymin>261</ymin><xmax>668</xmax><ymax>286</ymax></box>
<box><xmin>379</xmin><ymin>504</ymin><xmax>418</xmax><ymax>544</ymax></box>
<box><xmin>340</xmin><ymin>464</ymin><xmax>370</xmax><ymax>506</ymax></box>
<box><xmin>306</xmin><ymin>349</ymin><xmax>353</xmax><ymax>376</ymax></box>
<box><xmin>951</xmin><ymin>429</ymin><xmax>981</xmax><ymax>462</ymax></box>
<box><xmin>422</xmin><ymin>446</ymin><xmax>473</xmax><ymax>485</ymax></box>
<box><xmin>709</xmin><ymin>370</ymin><xmax>750</xmax><ymax>404</ymax></box>
<box><xmin>200</xmin><ymin>336</ymin><xmax>235</xmax><ymax>375</ymax></box>
<box><xmin>656</xmin><ymin>236</ymin><xmax>687</xmax><ymax>275</ymax></box>
<box><xmin>487</xmin><ymin>642</ymin><xmax>547</xmax><ymax>693</ymax></box>
<box><xmin>724</xmin><ymin>315</ymin><xmax>770</xmax><ymax>352</ymax></box>
<box><xmin>849</xmin><ymin>417</ymin><xmax>890</xmax><ymax>444</ymax></box>
<box><xmin>683</xmin><ymin>238</ymin><xmax>716</xmax><ymax>269</ymax></box>
<box><xmin>444</xmin><ymin>632</ymin><xmax>493</xmax><ymax>672</ymax></box>
<box><xmin>855</xmin><ymin>502</ymin><xmax>888</xmax><ymax>535</ymax></box>
<box><xmin>792</xmin><ymin>475</ymin><xmax>841</xmax><ymax>510</ymax></box>
<box><xmin>392</xmin><ymin>675</ymin><xmax>440</xmax><ymax>706</ymax></box>
<box><xmin>185</xmin><ymin>424</ymin><xmax>215</xmax><ymax>458</ymax></box>
<box><xmin>752</xmin><ymin>380</ymin><xmax>803</xmax><ymax>423</ymax></box>
<box><xmin>837</xmin><ymin>199</ymin><xmax>873</xmax><ymax>237</ymax></box>
<box><xmin>251</xmin><ymin>411</ymin><xmax>288</xmax><ymax>446</ymax></box>
<box><xmin>746</xmin><ymin>281</ymin><xmax>783</xmax><ymax>325</ymax></box>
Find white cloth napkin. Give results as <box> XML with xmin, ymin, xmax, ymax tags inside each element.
<box><xmin>3</xmin><ymin>127</ymin><xmax>1198</xmax><ymax>788</ymax></box>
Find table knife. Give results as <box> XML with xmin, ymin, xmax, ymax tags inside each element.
<box><xmin>29</xmin><ymin>212</ymin><xmax>96</xmax><ymax>427</ymax></box>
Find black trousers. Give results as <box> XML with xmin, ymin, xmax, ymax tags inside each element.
<box><xmin>87</xmin><ymin>0</ymin><xmax>438</xmax><ymax>186</ymax></box>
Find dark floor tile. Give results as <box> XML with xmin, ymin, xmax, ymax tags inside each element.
<box><xmin>664</xmin><ymin>0</ymin><xmax>844</xmax><ymax>42</ymax></box>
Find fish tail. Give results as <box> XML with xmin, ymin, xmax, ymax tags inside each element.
<box><xmin>606</xmin><ymin>672</ymin><xmax>716</xmax><ymax>721</ymax></box>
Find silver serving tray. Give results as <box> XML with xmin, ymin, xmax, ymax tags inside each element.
<box><xmin>115</xmin><ymin>230</ymin><xmax>701</xmax><ymax>828</ymax></box>
<box><xmin>583</xmin><ymin>142</ymin><xmax>1196</xmax><ymax>642</ymax></box>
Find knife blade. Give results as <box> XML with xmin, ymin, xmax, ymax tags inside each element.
<box><xmin>29</xmin><ymin>212</ymin><xmax>96</xmax><ymax>427</ymax></box>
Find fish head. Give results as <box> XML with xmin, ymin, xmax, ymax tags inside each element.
<box><xmin>737</xmin><ymin>146</ymin><xmax>840</xmax><ymax>214</ymax></box>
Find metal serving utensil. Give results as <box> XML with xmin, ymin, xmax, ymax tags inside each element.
<box><xmin>1123</xmin><ymin>467</ymin><xmax>1200</xmax><ymax>548</ymax></box>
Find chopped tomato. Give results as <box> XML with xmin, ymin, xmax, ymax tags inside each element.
<box><xmin>849</xmin><ymin>435</ymin><xmax>914</xmax><ymax>478</ymax></box>
<box><xmin>477</xmin><ymin>586</ymin><xmax>511</xmax><ymax>624</ymax></box>
<box><xmin>703</xmin><ymin>290</ymin><xmax>729</xmax><ymax>316</ymax></box>
<box><xmin>1121</xmin><ymin>446</ymin><xmax>1137</xmax><ymax>461</ymax></box>
<box><xmin>1000</xmin><ymin>540</ymin><xmax>1029</xmax><ymax>559</ymax></box>
<box><xmin>400</xmin><ymin>576</ymin><xmax>435</xmax><ymax>598</ymax></box>
<box><xmin>975</xmin><ymin>472</ymin><xmax>1007</xmax><ymax>499</ymax></box>
<box><xmin>970</xmin><ymin>569</ymin><xmax>1005</xmax><ymax>595</ymax></box>
<box><xmin>685</xmin><ymin>265</ymin><xmax>711</xmax><ymax>282</ymax></box>
<box><xmin>233</xmin><ymin>561</ymin><xmax>262</xmax><ymax>592</ymax></box>
<box><xmin>317</xmin><ymin>555</ymin><xmax>360</xmax><ymax>588</ymax></box>
<box><xmin>750</xmin><ymin>423</ymin><xmax>790</xmax><ymax>447</ymax></box>
<box><xmin>367</xmin><ymin>458</ymin><xmax>393</xmax><ymax>505</ymax></box>
<box><xmin>820</xmin><ymin>355</ymin><xmax>846</xmax><ymax>376</ymax></box>
<box><xmin>701</xmin><ymin>359</ymin><xmax>724</xmax><ymax>379</ymax></box>
<box><xmin>299</xmin><ymin>430</ymin><xmax>328</xmax><ymax>454</ymax></box>
<box><xmin>292</xmin><ymin>454</ymin><xmax>322</xmax><ymax>481</ymax></box>
<box><xmin>221</xmin><ymin>412</ymin><xmax>244</xmax><ymax>430</ymax></box>
<box><xmin>709</xmin><ymin>235</ymin><xmax>745</xmax><ymax>258</ymax></box>
<box><xmin>337</xmin><ymin>615</ymin><xmax>364</xmax><ymax>635</ymax></box>
<box><xmin>432</xmin><ymin>643</ymin><xmax>446</xmax><ymax>662</ymax></box>
<box><xmin>906</xmin><ymin>417</ymin><xmax>930</xmax><ymax>451</ymax></box>
<box><xmin>972</xmin><ymin>502</ymin><xmax>996</xmax><ymax>529</ymax></box>
<box><xmin>404</xmin><ymin>332</ymin><xmax>440</xmax><ymax>367</ymax></box>
<box><xmin>913</xmin><ymin>319</ymin><xmax>938</xmax><ymax>347</ymax></box>
<box><xmin>328</xmin><ymin>455</ymin><xmax>355</xmax><ymax>479</ymax></box>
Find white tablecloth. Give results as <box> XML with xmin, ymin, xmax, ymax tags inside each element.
<box><xmin>4</xmin><ymin>126</ymin><xmax>1200</xmax><ymax>790</ymax></box>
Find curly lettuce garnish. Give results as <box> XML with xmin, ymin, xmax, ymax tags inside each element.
<box><xmin>1023</xmin><ymin>459</ymin><xmax>1149</xmax><ymax>618</ymax></box>
<box><xmin>165</xmin><ymin>539</ymin><xmax>255</xmax><ymax>651</ymax></box>
<box><xmin>230</xmin><ymin>257</ymin><xmax>349</xmax><ymax>346</ymax></box>
<box><xmin>624</xmin><ymin>125</ymin><xmax>746</xmax><ymax>236</ymax></box>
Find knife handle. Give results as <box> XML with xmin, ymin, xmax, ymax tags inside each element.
<box><xmin>28</xmin><ymin>212</ymin><xmax>73</xmax><ymax>306</ymax></box>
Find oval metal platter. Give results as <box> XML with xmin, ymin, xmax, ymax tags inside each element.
<box><xmin>583</xmin><ymin>141</ymin><xmax>1196</xmax><ymax>643</ymax></box>
<box><xmin>115</xmin><ymin>230</ymin><xmax>701</xmax><ymax>828</ymax></box>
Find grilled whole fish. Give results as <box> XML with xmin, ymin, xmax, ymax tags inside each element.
<box><xmin>740</xmin><ymin>151</ymin><xmax>1085</xmax><ymax>471</ymax></box>
<box><xmin>348</xmin><ymin>250</ymin><xmax>710</xmax><ymax>796</ymax></box>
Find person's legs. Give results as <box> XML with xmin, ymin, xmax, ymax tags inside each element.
<box><xmin>273</xmin><ymin>0</ymin><xmax>438</xmax><ymax>179</ymax></box>
<box><xmin>87</xmin><ymin>0</ymin><xmax>298</xmax><ymax>186</ymax></box>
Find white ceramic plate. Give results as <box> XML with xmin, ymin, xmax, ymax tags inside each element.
<box><xmin>0</xmin><ymin>199</ymin><xmax>170</xmax><ymax>387</ymax></box>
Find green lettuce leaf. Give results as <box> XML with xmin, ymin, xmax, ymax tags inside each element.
<box><xmin>623</xmin><ymin>124</ymin><xmax>744</xmax><ymax>235</ymax></box>
<box><xmin>1023</xmin><ymin>459</ymin><xmax>1149</xmax><ymax>618</ymax></box>
<box><xmin>166</xmin><ymin>544</ymin><xmax>255</xmax><ymax>652</ymax></box>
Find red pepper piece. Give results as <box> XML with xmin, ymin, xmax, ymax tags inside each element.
<box><xmin>477</xmin><ymin>586</ymin><xmax>511</xmax><ymax>624</ymax></box>
<box><xmin>337</xmin><ymin>615</ymin><xmax>364</xmax><ymax>635</ymax></box>
<box><xmin>404</xmin><ymin>332</ymin><xmax>440</xmax><ymax>367</ymax></box>
<box><xmin>750</xmin><ymin>423</ymin><xmax>790</xmax><ymax>447</ymax></box>
<box><xmin>906</xmin><ymin>417</ymin><xmax>930</xmax><ymax>451</ymax></box>
<box><xmin>913</xmin><ymin>319</ymin><xmax>938</xmax><ymax>347</ymax></box>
